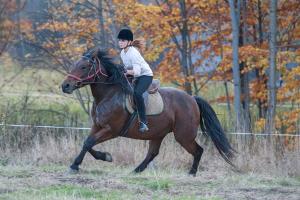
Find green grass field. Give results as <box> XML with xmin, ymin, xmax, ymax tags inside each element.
<box><xmin>0</xmin><ymin>164</ymin><xmax>299</xmax><ymax>200</ymax></box>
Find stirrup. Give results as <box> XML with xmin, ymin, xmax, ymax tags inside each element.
<box><xmin>139</xmin><ymin>122</ymin><xmax>149</xmax><ymax>133</ymax></box>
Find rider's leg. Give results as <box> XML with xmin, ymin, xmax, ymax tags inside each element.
<box><xmin>134</xmin><ymin>75</ymin><xmax>153</xmax><ymax>132</ymax></box>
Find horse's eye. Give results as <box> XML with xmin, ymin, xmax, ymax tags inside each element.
<box><xmin>81</xmin><ymin>66</ymin><xmax>88</xmax><ymax>70</ymax></box>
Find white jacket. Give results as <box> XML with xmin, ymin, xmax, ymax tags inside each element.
<box><xmin>120</xmin><ymin>47</ymin><xmax>153</xmax><ymax>77</ymax></box>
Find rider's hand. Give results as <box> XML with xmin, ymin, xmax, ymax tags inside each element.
<box><xmin>125</xmin><ymin>69</ymin><xmax>135</xmax><ymax>76</ymax></box>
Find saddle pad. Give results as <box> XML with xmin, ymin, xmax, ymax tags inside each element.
<box><xmin>125</xmin><ymin>92</ymin><xmax>164</xmax><ymax>115</ymax></box>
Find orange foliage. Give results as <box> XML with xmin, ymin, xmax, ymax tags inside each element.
<box><xmin>18</xmin><ymin>0</ymin><xmax>300</xmax><ymax>134</ymax></box>
<box><xmin>0</xmin><ymin>0</ymin><xmax>20</xmax><ymax>55</ymax></box>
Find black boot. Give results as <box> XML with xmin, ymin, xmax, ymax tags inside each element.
<box><xmin>139</xmin><ymin>121</ymin><xmax>149</xmax><ymax>133</ymax></box>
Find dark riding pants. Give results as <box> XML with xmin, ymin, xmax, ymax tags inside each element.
<box><xmin>134</xmin><ymin>75</ymin><xmax>153</xmax><ymax>123</ymax></box>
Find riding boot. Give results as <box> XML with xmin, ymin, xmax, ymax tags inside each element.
<box><xmin>135</xmin><ymin>97</ymin><xmax>149</xmax><ymax>133</ymax></box>
<box><xmin>139</xmin><ymin>121</ymin><xmax>149</xmax><ymax>132</ymax></box>
<box><xmin>137</xmin><ymin>106</ymin><xmax>149</xmax><ymax>133</ymax></box>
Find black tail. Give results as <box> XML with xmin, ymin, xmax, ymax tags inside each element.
<box><xmin>194</xmin><ymin>96</ymin><xmax>236</xmax><ymax>167</ymax></box>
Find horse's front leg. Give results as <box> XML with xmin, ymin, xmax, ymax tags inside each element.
<box><xmin>69</xmin><ymin>125</ymin><xmax>113</xmax><ymax>173</ymax></box>
<box><xmin>88</xmin><ymin>148</ymin><xmax>112</xmax><ymax>162</ymax></box>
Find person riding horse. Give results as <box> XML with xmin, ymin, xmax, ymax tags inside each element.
<box><xmin>61</xmin><ymin>31</ymin><xmax>236</xmax><ymax>175</ymax></box>
<box><xmin>118</xmin><ymin>28</ymin><xmax>153</xmax><ymax>133</ymax></box>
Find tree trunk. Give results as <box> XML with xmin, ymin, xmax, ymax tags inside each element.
<box><xmin>224</xmin><ymin>81</ymin><xmax>233</xmax><ymax>122</ymax></box>
<box><xmin>98</xmin><ymin>0</ymin><xmax>106</xmax><ymax>49</ymax></box>
<box><xmin>16</xmin><ymin>0</ymin><xmax>25</xmax><ymax>61</ymax></box>
<box><xmin>240</xmin><ymin>0</ymin><xmax>251</xmax><ymax>132</ymax></box>
<box><xmin>106</xmin><ymin>0</ymin><xmax>119</xmax><ymax>49</ymax></box>
<box><xmin>0</xmin><ymin>2</ymin><xmax>9</xmax><ymax>56</ymax></box>
<box><xmin>216</xmin><ymin>0</ymin><xmax>233</xmax><ymax>124</ymax></box>
<box><xmin>256</xmin><ymin>0</ymin><xmax>267</xmax><ymax>118</ymax></box>
<box><xmin>266</xmin><ymin>0</ymin><xmax>278</xmax><ymax>133</ymax></box>
<box><xmin>178</xmin><ymin>0</ymin><xmax>192</xmax><ymax>95</ymax></box>
<box><xmin>229</xmin><ymin>0</ymin><xmax>242</xmax><ymax>131</ymax></box>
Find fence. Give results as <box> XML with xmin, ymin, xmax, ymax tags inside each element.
<box><xmin>0</xmin><ymin>124</ymin><xmax>299</xmax><ymax>176</ymax></box>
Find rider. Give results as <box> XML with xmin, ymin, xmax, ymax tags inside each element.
<box><xmin>118</xmin><ymin>28</ymin><xmax>153</xmax><ymax>133</ymax></box>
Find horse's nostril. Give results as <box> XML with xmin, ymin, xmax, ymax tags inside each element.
<box><xmin>62</xmin><ymin>83</ymin><xmax>70</xmax><ymax>90</ymax></box>
<box><xmin>62</xmin><ymin>82</ymin><xmax>75</xmax><ymax>94</ymax></box>
<box><xmin>62</xmin><ymin>83</ymin><xmax>71</xmax><ymax>93</ymax></box>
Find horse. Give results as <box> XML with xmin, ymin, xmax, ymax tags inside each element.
<box><xmin>61</xmin><ymin>48</ymin><xmax>235</xmax><ymax>176</ymax></box>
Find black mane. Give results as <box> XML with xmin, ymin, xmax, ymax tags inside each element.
<box><xmin>84</xmin><ymin>48</ymin><xmax>133</xmax><ymax>94</ymax></box>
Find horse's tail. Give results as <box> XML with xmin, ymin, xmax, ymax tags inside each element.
<box><xmin>194</xmin><ymin>96</ymin><xmax>236</xmax><ymax>167</ymax></box>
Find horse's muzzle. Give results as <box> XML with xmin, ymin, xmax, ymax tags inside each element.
<box><xmin>62</xmin><ymin>82</ymin><xmax>76</xmax><ymax>94</ymax></box>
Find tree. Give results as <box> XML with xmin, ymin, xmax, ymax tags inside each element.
<box><xmin>229</xmin><ymin>0</ymin><xmax>242</xmax><ymax>131</ymax></box>
<box><xmin>266</xmin><ymin>0</ymin><xmax>278</xmax><ymax>133</ymax></box>
<box><xmin>21</xmin><ymin>0</ymin><xmax>109</xmax><ymax>116</ymax></box>
<box><xmin>0</xmin><ymin>0</ymin><xmax>17</xmax><ymax>56</ymax></box>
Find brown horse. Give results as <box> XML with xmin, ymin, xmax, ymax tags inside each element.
<box><xmin>61</xmin><ymin>48</ymin><xmax>235</xmax><ymax>176</ymax></box>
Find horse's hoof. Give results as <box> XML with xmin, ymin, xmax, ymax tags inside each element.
<box><xmin>188</xmin><ymin>170</ymin><xmax>197</xmax><ymax>177</ymax></box>
<box><xmin>105</xmin><ymin>152</ymin><xmax>113</xmax><ymax>162</ymax></box>
<box><xmin>67</xmin><ymin>168</ymin><xmax>79</xmax><ymax>175</ymax></box>
<box><xmin>132</xmin><ymin>167</ymin><xmax>143</xmax><ymax>174</ymax></box>
<box><xmin>131</xmin><ymin>170</ymin><xmax>139</xmax><ymax>174</ymax></box>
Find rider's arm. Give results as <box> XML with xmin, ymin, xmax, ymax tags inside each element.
<box><xmin>129</xmin><ymin>48</ymin><xmax>143</xmax><ymax>77</ymax></box>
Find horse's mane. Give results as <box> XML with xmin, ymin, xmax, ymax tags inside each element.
<box><xmin>84</xmin><ymin>48</ymin><xmax>133</xmax><ymax>95</ymax></box>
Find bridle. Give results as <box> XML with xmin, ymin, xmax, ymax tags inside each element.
<box><xmin>66</xmin><ymin>55</ymin><xmax>109</xmax><ymax>87</ymax></box>
<box><xmin>65</xmin><ymin>53</ymin><xmax>133</xmax><ymax>93</ymax></box>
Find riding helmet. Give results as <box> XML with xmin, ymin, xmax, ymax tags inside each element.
<box><xmin>117</xmin><ymin>29</ymin><xmax>133</xmax><ymax>41</ymax></box>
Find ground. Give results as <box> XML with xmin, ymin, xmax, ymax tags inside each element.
<box><xmin>0</xmin><ymin>164</ymin><xmax>299</xmax><ymax>200</ymax></box>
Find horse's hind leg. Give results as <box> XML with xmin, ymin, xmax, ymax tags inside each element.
<box><xmin>174</xmin><ymin>128</ymin><xmax>204</xmax><ymax>176</ymax></box>
<box><xmin>134</xmin><ymin>139</ymin><xmax>163</xmax><ymax>173</ymax></box>
<box><xmin>188</xmin><ymin>142</ymin><xmax>203</xmax><ymax>175</ymax></box>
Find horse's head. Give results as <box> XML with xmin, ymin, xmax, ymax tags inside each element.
<box><xmin>61</xmin><ymin>49</ymin><xmax>108</xmax><ymax>94</ymax></box>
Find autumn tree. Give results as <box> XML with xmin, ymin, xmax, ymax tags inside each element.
<box><xmin>0</xmin><ymin>0</ymin><xmax>17</xmax><ymax>56</ymax></box>
<box><xmin>266</xmin><ymin>0</ymin><xmax>278</xmax><ymax>133</ymax></box>
<box><xmin>229</xmin><ymin>0</ymin><xmax>242</xmax><ymax>131</ymax></box>
<box><xmin>22</xmin><ymin>0</ymin><xmax>115</xmax><ymax>115</ymax></box>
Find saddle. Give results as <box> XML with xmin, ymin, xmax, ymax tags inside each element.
<box><xmin>147</xmin><ymin>79</ymin><xmax>160</xmax><ymax>94</ymax></box>
<box><xmin>125</xmin><ymin>79</ymin><xmax>164</xmax><ymax>115</ymax></box>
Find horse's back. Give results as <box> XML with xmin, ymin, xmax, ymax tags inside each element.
<box><xmin>158</xmin><ymin>87</ymin><xmax>200</xmax><ymax>121</ymax></box>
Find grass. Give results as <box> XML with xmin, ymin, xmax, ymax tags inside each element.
<box><xmin>0</xmin><ymin>57</ymin><xmax>64</xmax><ymax>93</ymax></box>
<box><xmin>123</xmin><ymin>176</ymin><xmax>173</xmax><ymax>190</ymax></box>
<box><xmin>153</xmin><ymin>195</ymin><xmax>223</xmax><ymax>200</ymax></box>
<box><xmin>0</xmin><ymin>60</ymin><xmax>89</xmax><ymax>126</ymax></box>
<box><xmin>39</xmin><ymin>164</ymin><xmax>69</xmax><ymax>173</ymax></box>
<box><xmin>0</xmin><ymin>91</ymin><xmax>89</xmax><ymax>126</ymax></box>
<box><xmin>0</xmin><ymin>164</ymin><xmax>299</xmax><ymax>200</ymax></box>
<box><xmin>0</xmin><ymin>185</ymin><xmax>134</xmax><ymax>200</ymax></box>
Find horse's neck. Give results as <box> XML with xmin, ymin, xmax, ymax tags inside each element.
<box><xmin>90</xmin><ymin>84</ymin><xmax>123</xmax><ymax>104</ymax></box>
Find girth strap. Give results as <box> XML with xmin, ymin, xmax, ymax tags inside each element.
<box><xmin>120</xmin><ymin>111</ymin><xmax>137</xmax><ymax>137</ymax></box>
